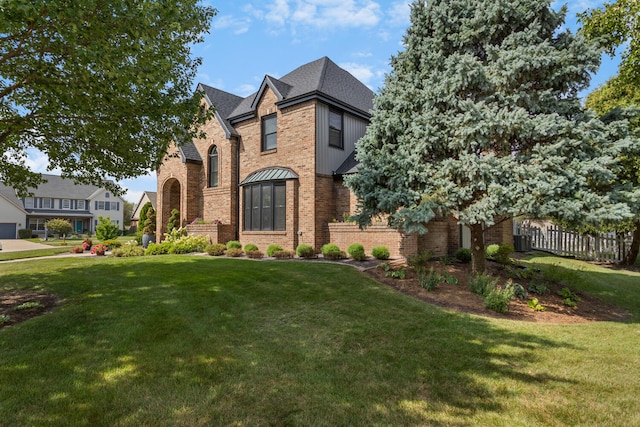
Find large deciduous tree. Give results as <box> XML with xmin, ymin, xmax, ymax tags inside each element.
<box><xmin>0</xmin><ymin>1</ymin><xmax>216</xmax><ymax>196</ymax></box>
<box><xmin>347</xmin><ymin>0</ymin><xmax>637</xmax><ymax>274</ymax></box>
<box><xmin>579</xmin><ymin>0</ymin><xmax>640</xmax><ymax>87</ymax></box>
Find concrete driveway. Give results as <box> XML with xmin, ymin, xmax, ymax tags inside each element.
<box><xmin>0</xmin><ymin>239</ymin><xmax>53</xmax><ymax>252</ymax></box>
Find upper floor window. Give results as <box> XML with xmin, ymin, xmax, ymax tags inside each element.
<box><xmin>208</xmin><ymin>145</ymin><xmax>219</xmax><ymax>187</ymax></box>
<box><xmin>105</xmin><ymin>192</ymin><xmax>110</xmax><ymax>198</ymax></box>
<box><xmin>62</xmin><ymin>199</ymin><xmax>71</xmax><ymax>209</ymax></box>
<box><xmin>329</xmin><ymin>109</ymin><xmax>343</xmax><ymax>149</ymax></box>
<box><xmin>42</xmin><ymin>198</ymin><xmax>53</xmax><ymax>209</ymax></box>
<box><xmin>78</xmin><ymin>200</ymin><xmax>86</xmax><ymax>210</ymax></box>
<box><xmin>262</xmin><ymin>114</ymin><xmax>277</xmax><ymax>151</ymax></box>
<box><xmin>24</xmin><ymin>197</ymin><xmax>34</xmax><ymax>209</ymax></box>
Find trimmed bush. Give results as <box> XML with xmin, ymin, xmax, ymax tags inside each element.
<box><xmin>102</xmin><ymin>240</ymin><xmax>122</xmax><ymax>250</ymax></box>
<box><xmin>226</xmin><ymin>247</ymin><xmax>244</xmax><ymax>257</ymax></box>
<box><xmin>273</xmin><ymin>250</ymin><xmax>295</xmax><ymax>259</ymax></box>
<box><xmin>371</xmin><ymin>246</ymin><xmax>390</xmax><ymax>260</ymax></box>
<box><xmin>455</xmin><ymin>247</ymin><xmax>472</xmax><ymax>263</ymax></box>
<box><xmin>226</xmin><ymin>240</ymin><xmax>242</xmax><ymax>250</ymax></box>
<box><xmin>266</xmin><ymin>244</ymin><xmax>283</xmax><ymax>257</ymax></box>
<box><xmin>111</xmin><ymin>243</ymin><xmax>145</xmax><ymax>257</ymax></box>
<box><xmin>485</xmin><ymin>244</ymin><xmax>500</xmax><ymax>259</ymax></box>
<box><xmin>244</xmin><ymin>243</ymin><xmax>259</xmax><ymax>252</ymax></box>
<box><xmin>206</xmin><ymin>243</ymin><xmax>226</xmax><ymax>256</ymax></box>
<box><xmin>321</xmin><ymin>243</ymin><xmax>345</xmax><ymax>260</ymax></box>
<box><xmin>321</xmin><ymin>243</ymin><xmax>341</xmax><ymax>255</ymax></box>
<box><xmin>347</xmin><ymin>243</ymin><xmax>366</xmax><ymax>261</ymax></box>
<box><xmin>18</xmin><ymin>229</ymin><xmax>32</xmax><ymax>239</ymax></box>
<box><xmin>486</xmin><ymin>243</ymin><xmax>514</xmax><ymax>265</ymax></box>
<box><xmin>246</xmin><ymin>250</ymin><xmax>264</xmax><ymax>259</ymax></box>
<box><xmin>144</xmin><ymin>242</ymin><xmax>173</xmax><ymax>256</ymax></box>
<box><xmin>296</xmin><ymin>244</ymin><xmax>316</xmax><ymax>258</ymax></box>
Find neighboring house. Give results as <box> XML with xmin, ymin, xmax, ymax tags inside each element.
<box><xmin>157</xmin><ymin>57</ymin><xmax>512</xmax><ymax>257</ymax></box>
<box><xmin>130</xmin><ymin>191</ymin><xmax>157</xmax><ymax>230</ymax></box>
<box><xmin>0</xmin><ymin>174</ymin><xmax>125</xmax><ymax>238</ymax></box>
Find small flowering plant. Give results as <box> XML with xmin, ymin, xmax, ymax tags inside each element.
<box><xmin>82</xmin><ymin>238</ymin><xmax>92</xmax><ymax>251</ymax></box>
<box><xmin>71</xmin><ymin>246</ymin><xmax>84</xmax><ymax>254</ymax></box>
<box><xmin>91</xmin><ymin>243</ymin><xmax>108</xmax><ymax>256</ymax></box>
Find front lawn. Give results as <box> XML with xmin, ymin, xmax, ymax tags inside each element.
<box><xmin>0</xmin><ymin>256</ymin><xmax>638</xmax><ymax>426</ymax></box>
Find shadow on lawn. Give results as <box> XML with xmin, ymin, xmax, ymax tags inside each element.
<box><xmin>1</xmin><ymin>257</ymin><xmax>582</xmax><ymax>425</ymax></box>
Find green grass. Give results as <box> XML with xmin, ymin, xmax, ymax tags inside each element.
<box><xmin>1</xmin><ymin>255</ymin><xmax>639</xmax><ymax>426</ymax></box>
<box><xmin>0</xmin><ymin>246</ymin><xmax>75</xmax><ymax>261</ymax></box>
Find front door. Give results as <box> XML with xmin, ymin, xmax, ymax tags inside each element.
<box><xmin>76</xmin><ymin>220</ymin><xmax>83</xmax><ymax>233</ymax></box>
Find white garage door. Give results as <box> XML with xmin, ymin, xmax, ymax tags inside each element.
<box><xmin>0</xmin><ymin>223</ymin><xmax>17</xmax><ymax>239</ymax></box>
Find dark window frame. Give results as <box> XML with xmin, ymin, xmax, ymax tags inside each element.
<box><xmin>328</xmin><ymin>108</ymin><xmax>344</xmax><ymax>149</ymax></box>
<box><xmin>261</xmin><ymin>114</ymin><xmax>277</xmax><ymax>151</ymax></box>
<box><xmin>243</xmin><ymin>181</ymin><xmax>286</xmax><ymax>231</ymax></box>
<box><xmin>208</xmin><ymin>145</ymin><xmax>219</xmax><ymax>187</ymax></box>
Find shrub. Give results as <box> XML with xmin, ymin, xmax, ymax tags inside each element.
<box><xmin>418</xmin><ymin>268</ymin><xmax>440</xmax><ymax>291</ymax></box>
<box><xmin>266</xmin><ymin>244</ymin><xmax>283</xmax><ymax>257</ymax></box>
<box><xmin>71</xmin><ymin>246</ymin><xmax>83</xmax><ymax>254</ymax></box>
<box><xmin>45</xmin><ymin>218</ymin><xmax>72</xmax><ymax>240</ymax></box>
<box><xmin>169</xmin><ymin>234</ymin><xmax>210</xmax><ymax>254</ymax></box>
<box><xmin>347</xmin><ymin>243</ymin><xmax>366</xmax><ymax>261</ymax></box>
<box><xmin>206</xmin><ymin>243</ymin><xmax>226</xmax><ymax>256</ymax></box>
<box><xmin>504</xmin><ymin>280</ymin><xmax>528</xmax><ymax>299</ymax></box>
<box><xmin>18</xmin><ymin>229</ymin><xmax>32</xmax><ymax>239</ymax></box>
<box><xmin>0</xmin><ymin>314</ymin><xmax>10</xmax><ymax>324</ymax></box>
<box><xmin>486</xmin><ymin>243</ymin><xmax>514</xmax><ymax>265</ymax></box>
<box><xmin>226</xmin><ymin>240</ymin><xmax>242</xmax><ymax>250</ymax></box>
<box><xmin>145</xmin><ymin>242</ymin><xmax>173</xmax><ymax>255</ymax></box>
<box><xmin>273</xmin><ymin>250</ymin><xmax>295</xmax><ymax>259</ymax></box>
<box><xmin>322</xmin><ymin>243</ymin><xmax>346</xmax><ymax>260</ymax></box>
<box><xmin>296</xmin><ymin>244</ymin><xmax>316</xmax><ymax>258</ymax></box>
<box><xmin>102</xmin><ymin>240</ymin><xmax>122</xmax><ymax>250</ymax></box>
<box><xmin>455</xmin><ymin>247</ymin><xmax>472</xmax><ymax>263</ymax></box>
<box><xmin>469</xmin><ymin>274</ymin><xmax>498</xmax><ymax>296</ymax></box>
<box><xmin>244</xmin><ymin>243</ymin><xmax>259</xmax><ymax>252</ymax></box>
<box><xmin>95</xmin><ymin>216</ymin><xmax>119</xmax><ymax>241</ymax></box>
<box><xmin>226</xmin><ymin>247</ymin><xmax>244</xmax><ymax>257</ymax></box>
<box><xmin>371</xmin><ymin>246</ymin><xmax>390</xmax><ymax>260</ymax></box>
<box><xmin>528</xmin><ymin>298</ymin><xmax>546</xmax><ymax>312</ymax></box>
<box><xmin>558</xmin><ymin>287</ymin><xmax>581</xmax><ymax>307</ymax></box>
<box><xmin>246</xmin><ymin>250</ymin><xmax>264</xmax><ymax>259</ymax></box>
<box><xmin>82</xmin><ymin>238</ymin><xmax>93</xmax><ymax>251</ymax></box>
<box><xmin>111</xmin><ymin>242</ymin><xmax>145</xmax><ymax>257</ymax></box>
<box><xmin>167</xmin><ymin>208</ymin><xmax>180</xmax><ymax>233</ymax></box>
<box><xmin>528</xmin><ymin>281</ymin><xmax>549</xmax><ymax>295</ymax></box>
<box><xmin>483</xmin><ymin>286</ymin><xmax>515</xmax><ymax>313</ymax></box>
<box><xmin>408</xmin><ymin>250</ymin><xmax>433</xmax><ymax>270</ymax></box>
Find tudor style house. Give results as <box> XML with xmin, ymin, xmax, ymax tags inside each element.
<box><xmin>156</xmin><ymin>57</ymin><xmax>512</xmax><ymax>257</ymax></box>
<box><xmin>0</xmin><ymin>174</ymin><xmax>125</xmax><ymax>238</ymax></box>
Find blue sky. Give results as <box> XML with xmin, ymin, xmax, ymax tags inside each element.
<box><xmin>27</xmin><ymin>0</ymin><xmax>622</xmax><ymax>204</ymax></box>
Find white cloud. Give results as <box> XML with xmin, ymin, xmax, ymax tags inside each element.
<box><xmin>236</xmin><ymin>84</ymin><xmax>258</xmax><ymax>96</ymax></box>
<box><xmin>387</xmin><ymin>1</ymin><xmax>411</xmax><ymax>27</ymax></box>
<box><xmin>24</xmin><ymin>148</ymin><xmax>61</xmax><ymax>175</ymax></box>
<box><xmin>212</xmin><ymin>15</ymin><xmax>251</xmax><ymax>35</ymax></box>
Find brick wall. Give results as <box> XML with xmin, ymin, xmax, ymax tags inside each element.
<box><xmin>327</xmin><ymin>222</ymin><xmax>419</xmax><ymax>259</ymax></box>
<box><xmin>185</xmin><ymin>223</ymin><xmax>234</xmax><ymax>244</ymax></box>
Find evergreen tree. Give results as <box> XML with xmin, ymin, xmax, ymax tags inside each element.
<box><xmin>347</xmin><ymin>0</ymin><xmax>638</xmax><ymax>274</ymax></box>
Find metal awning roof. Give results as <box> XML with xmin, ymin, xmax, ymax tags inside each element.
<box><xmin>239</xmin><ymin>167</ymin><xmax>299</xmax><ymax>186</ymax></box>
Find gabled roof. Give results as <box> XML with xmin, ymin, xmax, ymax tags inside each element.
<box><xmin>198</xmin><ymin>84</ymin><xmax>244</xmax><ymax>138</ymax></box>
<box><xmin>132</xmin><ymin>191</ymin><xmax>157</xmax><ymax>220</ymax></box>
<box><xmin>19</xmin><ymin>174</ymin><xmax>110</xmax><ymax>200</ymax></box>
<box><xmin>0</xmin><ymin>183</ymin><xmax>26</xmax><ymax>212</ymax></box>
<box><xmin>228</xmin><ymin>57</ymin><xmax>375</xmax><ymax>123</ymax></box>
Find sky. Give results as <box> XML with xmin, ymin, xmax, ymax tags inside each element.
<box><xmin>26</xmin><ymin>0</ymin><xmax>622</xmax><ymax>205</ymax></box>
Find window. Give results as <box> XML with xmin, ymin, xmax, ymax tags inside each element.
<box><xmin>329</xmin><ymin>109</ymin><xmax>343</xmax><ymax>149</ymax></box>
<box><xmin>262</xmin><ymin>114</ymin><xmax>277</xmax><ymax>151</ymax></box>
<box><xmin>24</xmin><ymin>197</ymin><xmax>34</xmax><ymax>209</ymax></box>
<box><xmin>110</xmin><ymin>202</ymin><xmax>119</xmax><ymax>211</ymax></box>
<box><xmin>243</xmin><ymin>182</ymin><xmax>286</xmax><ymax>231</ymax></box>
<box><xmin>62</xmin><ymin>199</ymin><xmax>71</xmax><ymax>209</ymax></box>
<box><xmin>78</xmin><ymin>200</ymin><xmax>85</xmax><ymax>210</ymax></box>
<box><xmin>208</xmin><ymin>145</ymin><xmax>219</xmax><ymax>187</ymax></box>
<box><xmin>105</xmin><ymin>192</ymin><xmax>110</xmax><ymax>198</ymax></box>
<box><xmin>42</xmin><ymin>198</ymin><xmax>53</xmax><ymax>209</ymax></box>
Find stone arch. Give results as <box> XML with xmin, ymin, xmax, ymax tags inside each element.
<box><xmin>160</xmin><ymin>177</ymin><xmax>181</xmax><ymax>237</ymax></box>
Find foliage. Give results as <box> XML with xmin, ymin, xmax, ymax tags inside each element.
<box><xmin>417</xmin><ymin>267</ymin><xmax>458</xmax><ymax>291</ymax></box>
<box><xmin>407</xmin><ymin>250</ymin><xmax>433</xmax><ymax>271</ymax></box>
<box><xmin>244</xmin><ymin>244</ymin><xmax>259</xmax><ymax>252</ymax></box>
<box><xmin>347</xmin><ymin>243</ymin><xmax>366</xmax><ymax>261</ymax></box>
<box><xmin>379</xmin><ymin>262</ymin><xmax>406</xmax><ymax>279</ymax></box>
<box><xmin>266</xmin><ymin>244</ymin><xmax>283</xmax><ymax>257</ymax></box>
<box><xmin>579</xmin><ymin>0</ymin><xmax>640</xmax><ymax>87</ymax></box>
<box><xmin>486</xmin><ymin>243</ymin><xmax>514</xmax><ymax>265</ymax></box>
<box><xmin>296</xmin><ymin>244</ymin><xmax>316</xmax><ymax>258</ymax></box>
<box><xmin>167</xmin><ymin>209</ymin><xmax>180</xmax><ymax>233</ymax></box>
<box><xmin>102</xmin><ymin>240</ymin><xmax>122</xmax><ymax>250</ymax></box>
<box><xmin>91</xmin><ymin>244</ymin><xmax>108</xmax><ymax>256</ymax></box>
<box><xmin>226</xmin><ymin>248</ymin><xmax>244</xmax><ymax>257</ymax></box>
<box><xmin>371</xmin><ymin>246</ymin><xmax>390</xmax><ymax>260</ymax></box>
<box><xmin>455</xmin><ymin>248</ymin><xmax>472</xmax><ymax>263</ymax></box>
<box><xmin>111</xmin><ymin>242</ymin><xmax>145</xmax><ymax>257</ymax></box>
<box><xmin>273</xmin><ymin>250</ymin><xmax>295</xmax><ymax>259</ymax></box>
<box><xmin>45</xmin><ymin>219</ymin><xmax>72</xmax><ymax>241</ymax></box>
<box><xmin>558</xmin><ymin>287</ymin><xmax>582</xmax><ymax>307</ymax></box>
<box><xmin>483</xmin><ymin>286</ymin><xmax>515</xmax><ymax>314</ymax></box>
<box><xmin>246</xmin><ymin>250</ymin><xmax>264</xmax><ymax>259</ymax></box>
<box><xmin>145</xmin><ymin>242</ymin><xmax>173</xmax><ymax>256</ymax></box>
<box><xmin>82</xmin><ymin>239</ymin><xmax>92</xmax><ymax>251</ymax></box>
<box><xmin>226</xmin><ymin>240</ymin><xmax>242</xmax><ymax>250</ymax></box>
<box><xmin>0</xmin><ymin>1</ymin><xmax>216</xmax><ymax>196</ymax></box>
<box><xmin>206</xmin><ymin>243</ymin><xmax>227</xmax><ymax>256</ymax></box>
<box><xmin>321</xmin><ymin>243</ymin><xmax>341</xmax><ymax>255</ymax></box>
<box><xmin>321</xmin><ymin>244</ymin><xmax>346</xmax><ymax>260</ymax></box>
<box><xmin>0</xmin><ymin>314</ymin><xmax>9</xmax><ymax>324</ymax></box>
<box><xmin>469</xmin><ymin>274</ymin><xmax>498</xmax><ymax>297</ymax></box>
<box><xmin>95</xmin><ymin>216</ymin><xmax>119</xmax><ymax>241</ymax></box>
<box><xmin>528</xmin><ymin>281</ymin><xmax>549</xmax><ymax>295</ymax></box>
<box><xmin>71</xmin><ymin>246</ymin><xmax>83</xmax><ymax>254</ymax></box>
<box><xmin>122</xmin><ymin>201</ymin><xmax>134</xmax><ymax>228</ymax></box>
<box><xmin>167</xmin><ymin>234</ymin><xmax>209</xmax><ymax>254</ymax></box>
<box><xmin>528</xmin><ymin>298</ymin><xmax>547</xmax><ymax>312</ymax></box>
<box><xmin>504</xmin><ymin>280</ymin><xmax>528</xmax><ymax>299</ymax></box>
<box><xmin>143</xmin><ymin>207</ymin><xmax>156</xmax><ymax>235</ymax></box>
<box><xmin>18</xmin><ymin>229</ymin><xmax>32</xmax><ymax>239</ymax></box>
<box><xmin>345</xmin><ymin>0</ymin><xmax>636</xmax><ymax>275</ymax></box>
<box><xmin>138</xmin><ymin>202</ymin><xmax>152</xmax><ymax>237</ymax></box>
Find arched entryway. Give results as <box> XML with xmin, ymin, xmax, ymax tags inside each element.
<box><xmin>161</xmin><ymin>178</ymin><xmax>181</xmax><ymax>237</ymax></box>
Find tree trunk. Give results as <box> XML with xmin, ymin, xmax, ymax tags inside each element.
<box><xmin>470</xmin><ymin>223</ymin><xmax>486</xmax><ymax>275</ymax></box>
<box><xmin>623</xmin><ymin>220</ymin><xmax>640</xmax><ymax>266</ymax></box>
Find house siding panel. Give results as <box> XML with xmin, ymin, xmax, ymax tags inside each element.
<box><xmin>316</xmin><ymin>103</ymin><xmax>368</xmax><ymax>175</ymax></box>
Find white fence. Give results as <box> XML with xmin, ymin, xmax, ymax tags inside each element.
<box><xmin>515</xmin><ymin>223</ymin><xmax>633</xmax><ymax>263</ymax></box>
